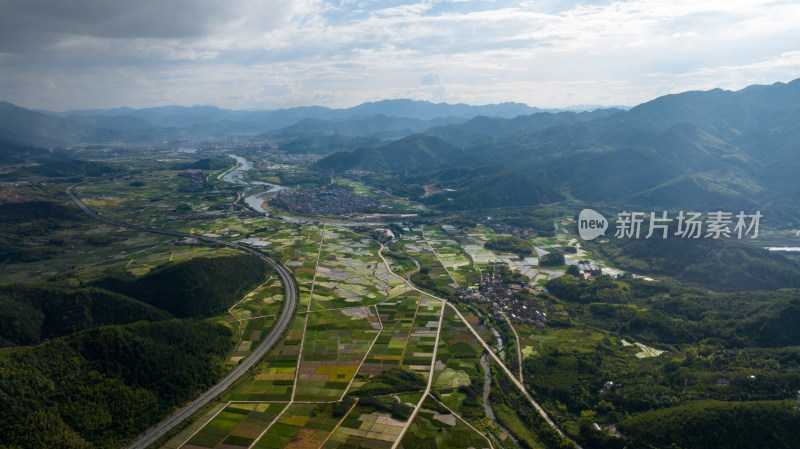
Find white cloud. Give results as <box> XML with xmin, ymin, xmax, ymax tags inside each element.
<box><xmin>420</xmin><ymin>72</ymin><xmax>443</xmax><ymax>85</ymax></box>
<box><xmin>1</xmin><ymin>0</ymin><xmax>799</xmax><ymax>110</ymax></box>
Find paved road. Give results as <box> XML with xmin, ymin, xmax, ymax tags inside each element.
<box><xmin>65</xmin><ymin>184</ymin><xmax>298</xmax><ymax>449</ymax></box>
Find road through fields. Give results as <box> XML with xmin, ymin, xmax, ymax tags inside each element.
<box><xmin>66</xmin><ymin>184</ymin><xmax>298</xmax><ymax>449</ymax></box>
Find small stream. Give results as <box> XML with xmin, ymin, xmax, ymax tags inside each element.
<box><xmin>481</xmin><ymin>326</ymin><xmax>519</xmax><ymax>446</ymax></box>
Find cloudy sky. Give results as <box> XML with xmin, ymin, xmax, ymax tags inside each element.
<box><xmin>1</xmin><ymin>0</ymin><xmax>799</xmax><ymax>110</ymax></box>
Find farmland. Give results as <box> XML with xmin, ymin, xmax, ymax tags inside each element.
<box><xmin>3</xmin><ymin>152</ymin><xmax>692</xmax><ymax>449</ymax></box>
<box><xmin>158</xmin><ymin>217</ymin><xmax>519</xmax><ymax>449</ymax></box>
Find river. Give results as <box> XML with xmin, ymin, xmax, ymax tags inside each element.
<box><xmin>222</xmin><ymin>155</ymin><xmax>395</xmax><ymax>224</ymax></box>
<box><xmin>223</xmin><ymin>154</ymin><xmax>287</xmax><ymax>213</ymax></box>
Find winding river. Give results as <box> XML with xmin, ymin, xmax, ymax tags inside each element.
<box><xmin>222</xmin><ymin>155</ymin><xmax>394</xmax><ymax>225</ymax></box>
<box><xmin>223</xmin><ymin>155</ymin><xmax>287</xmax><ymax>213</ymax></box>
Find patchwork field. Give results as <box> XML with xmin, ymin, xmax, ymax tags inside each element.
<box><xmin>294</xmin><ymin>308</ymin><xmax>381</xmax><ymax>401</ymax></box>
<box><xmin>433</xmin><ymin>308</ymin><xmax>482</xmax><ymax>391</ymax></box>
<box><xmin>400</xmin><ymin>296</ymin><xmax>443</xmax><ymax>380</ymax></box>
<box><xmin>353</xmin><ymin>292</ymin><xmax>422</xmax><ymax>381</ymax></box>
<box><xmin>224</xmin><ymin>314</ymin><xmax>306</xmax><ymax>402</ymax></box>
<box><xmin>322</xmin><ymin>405</ymin><xmax>406</xmax><ymax>449</ymax></box>
<box><xmin>184</xmin><ymin>402</ymin><xmax>287</xmax><ymax>449</ymax></box>
<box><xmin>310</xmin><ymin>227</ymin><xmax>410</xmax><ymax>310</ymax></box>
<box><xmin>399</xmin><ymin>397</ymin><xmax>491</xmax><ymax>449</ymax></box>
<box><xmin>420</xmin><ymin>225</ymin><xmax>480</xmax><ymax>288</ymax></box>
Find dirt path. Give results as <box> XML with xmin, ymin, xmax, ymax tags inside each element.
<box><xmin>390</xmin><ymin>298</ymin><xmax>446</xmax><ymax>449</ymax></box>
<box><xmin>377</xmin><ymin>242</ymin><xmax>579</xmax><ymax>448</ymax></box>
<box><xmin>503</xmin><ymin>312</ymin><xmax>524</xmax><ymax>383</ymax></box>
<box><xmin>420</xmin><ymin>225</ymin><xmax>460</xmax><ymax>288</ymax></box>
<box><xmin>291</xmin><ymin>224</ymin><xmax>326</xmax><ymax>402</ymax></box>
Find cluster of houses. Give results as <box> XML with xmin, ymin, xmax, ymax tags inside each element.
<box><xmin>456</xmin><ymin>269</ymin><xmax>554</xmax><ymax>328</ymax></box>
<box><xmin>273</xmin><ymin>188</ymin><xmax>381</xmax><ymax>216</ymax></box>
<box><xmin>478</xmin><ymin>217</ymin><xmax>537</xmax><ymax>238</ymax></box>
<box><xmin>373</xmin><ymin>228</ymin><xmax>395</xmax><ymax>243</ymax></box>
<box><xmin>177</xmin><ymin>169</ymin><xmax>209</xmax><ymax>192</ymax></box>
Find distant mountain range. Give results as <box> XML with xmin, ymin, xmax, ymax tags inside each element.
<box><xmin>0</xmin><ymin>99</ymin><xmax>590</xmax><ymax>148</ymax></box>
<box><xmin>314</xmin><ymin>78</ymin><xmax>800</xmax><ymax>219</ymax></box>
<box><xmin>43</xmin><ymin>99</ymin><xmax>553</xmax><ymax>123</ymax></box>
<box><xmin>460</xmin><ymin>79</ymin><xmax>800</xmax><ymax>219</ymax></box>
<box><xmin>3</xmin><ymin>78</ymin><xmax>800</xmax><ymax>221</ymax></box>
<box><xmin>0</xmin><ymin>99</ymin><xmax>564</xmax><ymax>148</ymax></box>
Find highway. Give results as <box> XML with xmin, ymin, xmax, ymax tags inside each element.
<box><xmin>65</xmin><ymin>184</ymin><xmax>298</xmax><ymax>449</ymax></box>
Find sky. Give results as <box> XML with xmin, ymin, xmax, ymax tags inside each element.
<box><xmin>1</xmin><ymin>0</ymin><xmax>799</xmax><ymax>111</ymax></box>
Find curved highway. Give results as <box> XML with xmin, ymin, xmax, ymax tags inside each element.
<box><xmin>65</xmin><ymin>184</ymin><xmax>298</xmax><ymax>449</ymax></box>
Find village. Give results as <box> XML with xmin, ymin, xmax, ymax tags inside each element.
<box><xmin>271</xmin><ymin>187</ymin><xmax>382</xmax><ymax>216</ymax></box>
<box><xmin>456</xmin><ymin>268</ymin><xmax>559</xmax><ymax>328</ymax></box>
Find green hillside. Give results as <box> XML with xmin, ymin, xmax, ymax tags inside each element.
<box><xmin>0</xmin><ymin>159</ymin><xmax>122</xmax><ymax>180</ymax></box>
<box><xmin>546</xmin><ymin>275</ymin><xmax>800</xmax><ymax>347</ymax></box>
<box><xmin>0</xmin><ymin>283</ymin><xmax>170</xmax><ymax>347</ymax></box>
<box><xmin>355</xmin><ymin>165</ymin><xmax>564</xmax><ymax>210</ymax></box>
<box><xmin>591</xmin><ymin>235</ymin><xmax>800</xmax><ymax>291</ymax></box>
<box><xmin>316</xmin><ymin>134</ymin><xmax>465</xmax><ymax>172</ymax></box>
<box><xmin>277</xmin><ymin>135</ymin><xmax>381</xmax><ymax>154</ymax></box>
<box><xmin>0</xmin><ymin>198</ymin><xmax>89</xmax><ymax>264</ymax></box>
<box><xmin>316</xmin><ymin>147</ymin><xmax>389</xmax><ymax>171</ymax></box>
<box><xmin>91</xmin><ymin>254</ymin><xmax>271</xmax><ymax>318</ymax></box>
<box><xmin>0</xmin><ymin>320</ymin><xmax>232</xmax><ymax>449</ymax></box>
<box><xmin>617</xmin><ymin>400</ymin><xmax>800</xmax><ymax>449</ymax></box>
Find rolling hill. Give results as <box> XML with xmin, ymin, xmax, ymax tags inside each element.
<box><xmin>0</xmin><ymin>283</ymin><xmax>171</xmax><ymax>347</ymax></box>
<box><xmin>451</xmin><ymin>78</ymin><xmax>800</xmax><ymax>221</ymax></box>
<box><xmin>316</xmin><ymin>134</ymin><xmax>467</xmax><ymax>172</ymax></box>
<box><xmin>0</xmin><ymin>101</ymin><xmax>117</xmax><ymax>148</ymax></box>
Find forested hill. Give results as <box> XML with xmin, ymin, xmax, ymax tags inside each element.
<box><xmin>588</xmin><ymin>234</ymin><xmax>800</xmax><ymax>291</ymax></box>
<box><xmin>0</xmin><ymin>252</ymin><xmax>274</xmax><ymax>447</ymax></box>
<box><xmin>315</xmin><ymin>134</ymin><xmax>467</xmax><ymax>172</ymax></box>
<box><xmin>352</xmin><ymin>165</ymin><xmax>565</xmax><ymax>210</ymax></box>
<box><xmin>0</xmin><ymin>320</ymin><xmax>232</xmax><ymax>449</ymax></box>
<box><xmin>617</xmin><ymin>400</ymin><xmax>800</xmax><ymax>449</ymax></box>
<box><xmin>0</xmin><ymin>254</ymin><xmax>271</xmax><ymax>346</ymax></box>
<box><xmin>0</xmin><ymin>283</ymin><xmax>170</xmax><ymax>347</ymax></box>
<box><xmin>91</xmin><ymin>253</ymin><xmax>271</xmax><ymax>318</ymax></box>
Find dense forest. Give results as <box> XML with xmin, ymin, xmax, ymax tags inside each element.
<box><xmin>546</xmin><ymin>275</ymin><xmax>800</xmax><ymax>347</ymax></box>
<box><xmin>586</xmin><ymin>228</ymin><xmax>800</xmax><ymax>291</ymax></box>
<box><xmin>0</xmin><ymin>320</ymin><xmax>233</xmax><ymax>449</ymax></box>
<box><xmin>0</xmin><ymin>159</ymin><xmax>122</xmax><ymax>181</ymax></box>
<box><xmin>618</xmin><ymin>400</ymin><xmax>800</xmax><ymax>449</ymax></box>
<box><xmin>91</xmin><ymin>253</ymin><xmax>271</xmax><ymax>318</ymax></box>
<box><xmin>0</xmin><ymin>196</ymin><xmax>89</xmax><ymax>263</ymax></box>
<box><xmin>0</xmin><ymin>283</ymin><xmax>170</xmax><ymax>346</ymax></box>
<box><xmin>530</xmin><ymin>274</ymin><xmax>800</xmax><ymax>448</ymax></box>
<box><xmin>346</xmin><ymin>165</ymin><xmax>564</xmax><ymax>211</ymax></box>
<box><xmin>0</xmin><ymin>252</ymin><xmax>275</xmax><ymax>448</ymax></box>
